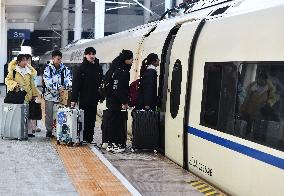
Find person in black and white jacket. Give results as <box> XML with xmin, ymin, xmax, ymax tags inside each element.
<box><xmin>43</xmin><ymin>50</ymin><xmax>72</xmax><ymax>138</ymax></box>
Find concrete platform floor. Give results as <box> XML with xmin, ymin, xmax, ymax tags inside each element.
<box><xmin>0</xmin><ymin>131</ymin><xmax>77</xmax><ymax>196</ymax></box>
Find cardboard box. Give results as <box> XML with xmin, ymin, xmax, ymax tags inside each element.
<box><xmin>59</xmin><ymin>89</ymin><xmax>72</xmax><ymax>107</ymax></box>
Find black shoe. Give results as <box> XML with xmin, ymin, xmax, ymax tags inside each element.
<box><xmin>46</xmin><ymin>131</ymin><xmax>52</xmax><ymax>138</ymax></box>
<box><xmin>28</xmin><ymin>134</ymin><xmax>35</xmax><ymax>137</ymax></box>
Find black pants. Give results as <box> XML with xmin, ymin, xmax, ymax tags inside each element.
<box><xmin>80</xmin><ymin>104</ymin><xmax>97</xmax><ymax>142</ymax></box>
<box><xmin>106</xmin><ymin>109</ymin><xmax>127</xmax><ymax>146</ymax></box>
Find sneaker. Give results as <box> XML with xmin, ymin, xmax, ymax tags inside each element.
<box><xmin>46</xmin><ymin>131</ymin><xmax>52</xmax><ymax>138</ymax></box>
<box><xmin>89</xmin><ymin>141</ymin><xmax>97</xmax><ymax>145</ymax></box>
<box><xmin>101</xmin><ymin>142</ymin><xmax>108</xmax><ymax>149</ymax></box>
<box><xmin>106</xmin><ymin>143</ymin><xmax>114</xmax><ymax>152</ymax></box>
<box><xmin>28</xmin><ymin>134</ymin><xmax>35</xmax><ymax>137</ymax></box>
<box><xmin>35</xmin><ymin>128</ymin><xmax>41</xmax><ymax>132</ymax></box>
<box><xmin>113</xmin><ymin>144</ymin><xmax>125</xmax><ymax>153</ymax></box>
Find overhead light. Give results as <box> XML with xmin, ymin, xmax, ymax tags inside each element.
<box><xmin>106</xmin><ymin>5</ymin><xmax>128</xmax><ymax>11</ymax></box>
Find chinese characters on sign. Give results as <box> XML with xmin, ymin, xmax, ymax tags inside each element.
<box><xmin>189</xmin><ymin>157</ymin><xmax>213</xmax><ymax>176</ymax></box>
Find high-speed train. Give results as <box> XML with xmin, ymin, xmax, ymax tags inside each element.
<box><xmin>39</xmin><ymin>0</ymin><xmax>284</xmax><ymax>195</ymax></box>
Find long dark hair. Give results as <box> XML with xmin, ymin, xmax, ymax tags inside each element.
<box><xmin>140</xmin><ymin>53</ymin><xmax>158</xmax><ymax>76</ymax></box>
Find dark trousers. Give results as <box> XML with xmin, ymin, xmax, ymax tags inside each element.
<box><xmin>80</xmin><ymin>104</ymin><xmax>97</xmax><ymax>142</ymax></box>
<box><xmin>106</xmin><ymin>109</ymin><xmax>127</xmax><ymax>146</ymax></box>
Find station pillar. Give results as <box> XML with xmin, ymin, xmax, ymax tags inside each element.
<box><xmin>61</xmin><ymin>0</ymin><xmax>69</xmax><ymax>47</ymax></box>
<box><xmin>144</xmin><ymin>0</ymin><xmax>151</xmax><ymax>24</ymax></box>
<box><xmin>94</xmin><ymin>0</ymin><xmax>105</xmax><ymax>39</ymax></box>
<box><xmin>74</xmin><ymin>0</ymin><xmax>82</xmax><ymax>41</ymax></box>
<box><xmin>0</xmin><ymin>0</ymin><xmax>7</xmax><ymax>84</ymax></box>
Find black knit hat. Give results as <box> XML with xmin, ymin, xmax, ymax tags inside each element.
<box><xmin>119</xmin><ymin>49</ymin><xmax>133</xmax><ymax>61</ymax></box>
<box><xmin>84</xmin><ymin>47</ymin><xmax>96</xmax><ymax>55</ymax></box>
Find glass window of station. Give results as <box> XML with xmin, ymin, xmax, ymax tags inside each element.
<box><xmin>200</xmin><ymin>62</ymin><xmax>284</xmax><ymax>151</ymax></box>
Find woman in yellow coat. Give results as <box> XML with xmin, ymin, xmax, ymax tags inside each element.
<box><xmin>5</xmin><ymin>54</ymin><xmax>40</xmax><ymax>137</ymax></box>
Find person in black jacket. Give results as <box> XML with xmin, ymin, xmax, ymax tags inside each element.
<box><xmin>105</xmin><ymin>49</ymin><xmax>133</xmax><ymax>153</ymax></box>
<box><xmin>136</xmin><ymin>53</ymin><xmax>160</xmax><ymax>110</ymax></box>
<box><xmin>71</xmin><ymin>47</ymin><xmax>103</xmax><ymax>144</ymax></box>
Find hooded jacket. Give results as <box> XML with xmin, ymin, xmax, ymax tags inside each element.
<box><xmin>5</xmin><ymin>60</ymin><xmax>39</xmax><ymax>102</ymax></box>
<box><xmin>43</xmin><ymin>61</ymin><xmax>72</xmax><ymax>102</ymax></box>
<box><xmin>106</xmin><ymin>57</ymin><xmax>131</xmax><ymax>110</ymax></box>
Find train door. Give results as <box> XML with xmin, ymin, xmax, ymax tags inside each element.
<box><xmin>164</xmin><ymin>20</ymin><xmax>205</xmax><ymax>167</ymax></box>
<box><xmin>158</xmin><ymin>25</ymin><xmax>181</xmax><ymax>154</ymax></box>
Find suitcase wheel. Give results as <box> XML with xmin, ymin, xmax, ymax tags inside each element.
<box><xmin>57</xmin><ymin>140</ymin><xmax>61</xmax><ymax>145</ymax></box>
<box><xmin>131</xmin><ymin>148</ymin><xmax>137</xmax><ymax>153</ymax></box>
<box><xmin>67</xmin><ymin>142</ymin><xmax>74</xmax><ymax>147</ymax></box>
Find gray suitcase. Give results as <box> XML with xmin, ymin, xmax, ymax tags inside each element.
<box><xmin>0</xmin><ymin>103</ymin><xmax>28</xmax><ymax>140</ymax></box>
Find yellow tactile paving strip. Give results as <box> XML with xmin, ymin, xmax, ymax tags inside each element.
<box><xmin>53</xmin><ymin>142</ymin><xmax>131</xmax><ymax>196</ymax></box>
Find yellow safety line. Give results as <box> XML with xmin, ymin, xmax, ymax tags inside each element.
<box><xmin>52</xmin><ymin>141</ymin><xmax>131</xmax><ymax>196</ymax></box>
<box><xmin>186</xmin><ymin>180</ymin><xmax>225</xmax><ymax>196</ymax></box>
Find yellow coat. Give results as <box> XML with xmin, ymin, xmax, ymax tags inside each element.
<box><xmin>5</xmin><ymin>60</ymin><xmax>39</xmax><ymax>102</ymax></box>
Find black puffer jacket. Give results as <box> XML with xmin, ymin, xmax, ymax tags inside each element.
<box><xmin>106</xmin><ymin>62</ymin><xmax>131</xmax><ymax>110</ymax></box>
<box><xmin>136</xmin><ymin>68</ymin><xmax>158</xmax><ymax>110</ymax></box>
<box><xmin>71</xmin><ymin>58</ymin><xmax>103</xmax><ymax>106</ymax></box>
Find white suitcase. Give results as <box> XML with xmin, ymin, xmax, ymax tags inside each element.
<box><xmin>56</xmin><ymin>107</ymin><xmax>84</xmax><ymax>146</ymax></box>
<box><xmin>0</xmin><ymin>103</ymin><xmax>28</xmax><ymax>140</ymax></box>
<box><xmin>52</xmin><ymin>103</ymin><xmax>61</xmax><ymax>137</ymax></box>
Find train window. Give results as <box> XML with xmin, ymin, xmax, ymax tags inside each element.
<box><xmin>170</xmin><ymin>59</ymin><xmax>182</xmax><ymax>118</ymax></box>
<box><xmin>201</xmin><ymin>62</ymin><xmax>284</xmax><ymax>151</ymax></box>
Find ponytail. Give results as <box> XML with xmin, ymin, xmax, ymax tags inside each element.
<box><xmin>140</xmin><ymin>58</ymin><xmax>148</xmax><ymax>77</ymax></box>
<box><xmin>139</xmin><ymin>53</ymin><xmax>159</xmax><ymax>77</ymax></box>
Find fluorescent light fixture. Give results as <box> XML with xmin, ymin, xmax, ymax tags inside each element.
<box><xmin>106</xmin><ymin>5</ymin><xmax>128</xmax><ymax>11</ymax></box>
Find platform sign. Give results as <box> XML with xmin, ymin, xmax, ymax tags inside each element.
<box><xmin>8</xmin><ymin>29</ymin><xmax>30</xmax><ymax>40</ymax></box>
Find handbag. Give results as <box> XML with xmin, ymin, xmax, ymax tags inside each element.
<box><xmin>29</xmin><ymin>99</ymin><xmax>42</xmax><ymax>120</ymax></box>
<box><xmin>4</xmin><ymin>89</ymin><xmax>27</xmax><ymax>104</ymax></box>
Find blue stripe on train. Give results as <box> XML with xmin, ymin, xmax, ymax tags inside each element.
<box><xmin>188</xmin><ymin>126</ymin><xmax>284</xmax><ymax>170</ymax></box>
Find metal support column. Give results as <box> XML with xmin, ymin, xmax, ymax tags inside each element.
<box><xmin>94</xmin><ymin>0</ymin><xmax>105</xmax><ymax>39</ymax></box>
<box><xmin>175</xmin><ymin>0</ymin><xmax>183</xmax><ymax>6</ymax></box>
<box><xmin>61</xmin><ymin>0</ymin><xmax>69</xmax><ymax>48</ymax></box>
<box><xmin>143</xmin><ymin>0</ymin><xmax>151</xmax><ymax>24</ymax></box>
<box><xmin>165</xmin><ymin>0</ymin><xmax>173</xmax><ymax>11</ymax></box>
<box><xmin>74</xmin><ymin>0</ymin><xmax>82</xmax><ymax>41</ymax></box>
<box><xmin>0</xmin><ymin>0</ymin><xmax>7</xmax><ymax>83</ymax></box>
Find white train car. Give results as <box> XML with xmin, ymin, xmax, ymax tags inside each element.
<box><xmin>39</xmin><ymin>0</ymin><xmax>284</xmax><ymax>195</ymax></box>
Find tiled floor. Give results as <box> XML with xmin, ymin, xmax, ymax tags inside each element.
<box><xmin>0</xmin><ymin>132</ymin><xmax>77</xmax><ymax>196</ymax></box>
<box><xmin>53</xmin><ymin>141</ymin><xmax>130</xmax><ymax>196</ymax></box>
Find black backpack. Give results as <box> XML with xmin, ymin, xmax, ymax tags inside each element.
<box><xmin>98</xmin><ymin>66</ymin><xmax>117</xmax><ymax>99</ymax></box>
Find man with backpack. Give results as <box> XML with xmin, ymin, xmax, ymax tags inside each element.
<box><xmin>43</xmin><ymin>50</ymin><xmax>72</xmax><ymax>138</ymax></box>
<box><xmin>103</xmin><ymin>49</ymin><xmax>133</xmax><ymax>153</ymax></box>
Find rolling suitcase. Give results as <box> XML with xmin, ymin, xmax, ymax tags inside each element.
<box><xmin>52</xmin><ymin>103</ymin><xmax>61</xmax><ymax>137</ymax></box>
<box><xmin>56</xmin><ymin>107</ymin><xmax>84</xmax><ymax>146</ymax></box>
<box><xmin>132</xmin><ymin>110</ymin><xmax>159</xmax><ymax>150</ymax></box>
<box><xmin>0</xmin><ymin>103</ymin><xmax>28</xmax><ymax>140</ymax></box>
